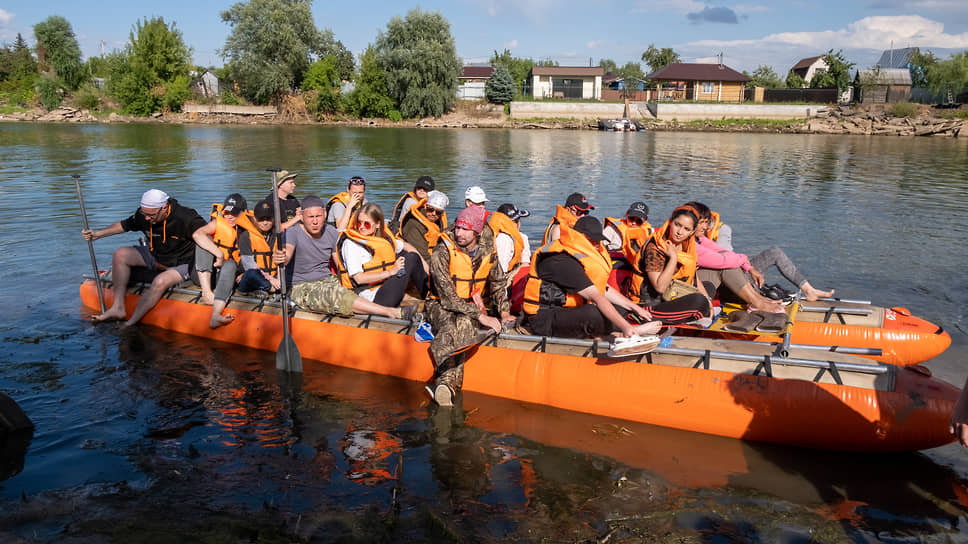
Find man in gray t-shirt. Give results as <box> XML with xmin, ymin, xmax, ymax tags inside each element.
<box><xmin>274</xmin><ymin>196</ymin><xmax>404</xmax><ymax>319</ymax></box>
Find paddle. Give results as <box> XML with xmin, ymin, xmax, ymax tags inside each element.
<box><xmin>73</xmin><ymin>174</ymin><xmax>106</xmax><ymax>313</ymax></box>
<box><xmin>268</xmin><ymin>167</ymin><xmax>302</xmax><ymax>373</ymax></box>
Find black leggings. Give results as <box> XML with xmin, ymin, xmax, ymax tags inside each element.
<box><xmin>373</xmin><ymin>251</ymin><xmax>428</xmax><ymax>307</ymax></box>
<box><xmin>645</xmin><ymin>293</ymin><xmax>710</xmax><ymax>325</ymax></box>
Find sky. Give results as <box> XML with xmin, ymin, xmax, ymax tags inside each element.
<box><xmin>3</xmin><ymin>0</ymin><xmax>968</xmax><ymax>76</ymax></box>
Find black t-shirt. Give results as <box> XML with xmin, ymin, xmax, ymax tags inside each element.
<box><xmin>263</xmin><ymin>193</ymin><xmax>300</xmax><ymax>223</ymax></box>
<box><xmin>119</xmin><ymin>198</ymin><xmax>206</xmax><ymax>267</ymax></box>
<box><xmin>536</xmin><ymin>253</ymin><xmax>593</xmax><ymax>294</ymax></box>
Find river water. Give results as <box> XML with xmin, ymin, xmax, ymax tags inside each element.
<box><xmin>1</xmin><ymin>123</ymin><xmax>967</xmax><ymax>542</ymax></box>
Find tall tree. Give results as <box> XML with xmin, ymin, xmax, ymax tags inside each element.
<box><xmin>0</xmin><ymin>33</ymin><xmax>37</xmax><ymax>81</ymax></box>
<box><xmin>344</xmin><ymin>45</ymin><xmax>396</xmax><ymax>118</ymax></box>
<box><xmin>33</xmin><ymin>16</ymin><xmax>83</xmax><ymax>89</ymax></box>
<box><xmin>745</xmin><ymin>65</ymin><xmax>784</xmax><ymax>89</ymax></box>
<box><xmin>490</xmin><ymin>48</ymin><xmax>535</xmax><ymax>95</ymax></box>
<box><xmin>220</xmin><ymin>0</ymin><xmax>337</xmax><ymax>104</ymax></box>
<box><xmin>925</xmin><ymin>52</ymin><xmax>968</xmax><ymax>101</ymax></box>
<box><xmin>810</xmin><ymin>49</ymin><xmax>854</xmax><ymax>91</ymax></box>
<box><xmin>617</xmin><ymin>61</ymin><xmax>645</xmax><ymax>89</ymax></box>
<box><xmin>108</xmin><ymin>16</ymin><xmax>192</xmax><ymax>115</ymax></box>
<box><xmin>785</xmin><ymin>71</ymin><xmax>805</xmax><ymax>89</ymax></box>
<box><xmin>485</xmin><ymin>64</ymin><xmax>514</xmax><ymax>104</ymax></box>
<box><xmin>907</xmin><ymin>47</ymin><xmax>936</xmax><ymax>87</ymax></box>
<box><xmin>641</xmin><ymin>44</ymin><xmax>680</xmax><ymax>74</ymax></box>
<box><xmin>599</xmin><ymin>58</ymin><xmax>617</xmax><ymax>74</ymax></box>
<box><xmin>375</xmin><ymin>8</ymin><xmax>461</xmax><ymax>118</ymax></box>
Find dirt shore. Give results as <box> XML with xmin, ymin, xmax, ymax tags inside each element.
<box><xmin>3</xmin><ymin>101</ymin><xmax>965</xmax><ymax>137</ymax></box>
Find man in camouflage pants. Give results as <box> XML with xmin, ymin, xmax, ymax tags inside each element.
<box><xmin>273</xmin><ymin>196</ymin><xmax>404</xmax><ymax>320</ymax></box>
<box><xmin>426</xmin><ymin>206</ymin><xmax>515</xmax><ymax>406</ymax></box>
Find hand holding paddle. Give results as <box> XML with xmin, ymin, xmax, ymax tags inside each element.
<box><xmin>268</xmin><ymin>167</ymin><xmax>302</xmax><ymax>373</ymax></box>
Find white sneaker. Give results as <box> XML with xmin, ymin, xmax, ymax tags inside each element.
<box><xmin>434</xmin><ymin>384</ymin><xmax>453</xmax><ymax>407</ymax></box>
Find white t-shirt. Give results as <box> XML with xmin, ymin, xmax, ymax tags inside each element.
<box><xmin>340</xmin><ymin>237</ymin><xmax>404</xmax><ymax>301</ymax></box>
<box><xmin>603</xmin><ymin>223</ymin><xmax>624</xmax><ymax>253</ymax></box>
<box><xmin>495</xmin><ymin>232</ymin><xmax>533</xmax><ymax>273</ymax></box>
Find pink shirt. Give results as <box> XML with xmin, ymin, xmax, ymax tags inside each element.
<box><xmin>696</xmin><ymin>236</ymin><xmax>751</xmax><ymax>271</ymax></box>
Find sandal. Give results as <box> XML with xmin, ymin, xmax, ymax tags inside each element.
<box><xmin>722</xmin><ymin>310</ymin><xmax>764</xmax><ymax>333</ymax></box>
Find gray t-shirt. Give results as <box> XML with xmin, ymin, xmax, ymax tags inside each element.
<box><xmin>287</xmin><ymin>224</ymin><xmax>338</xmax><ymax>284</ymax></box>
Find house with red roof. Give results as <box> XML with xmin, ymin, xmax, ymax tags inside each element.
<box><xmin>526</xmin><ymin>66</ymin><xmax>603</xmax><ymax>100</ymax></box>
<box><xmin>645</xmin><ymin>63</ymin><xmax>751</xmax><ymax>102</ymax></box>
<box><xmin>789</xmin><ymin>56</ymin><xmax>829</xmax><ymax>87</ymax></box>
<box><xmin>457</xmin><ymin>65</ymin><xmax>496</xmax><ymax>100</ymax></box>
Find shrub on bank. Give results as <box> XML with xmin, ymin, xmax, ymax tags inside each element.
<box><xmin>890</xmin><ymin>102</ymin><xmax>918</xmax><ymax>118</ymax></box>
<box><xmin>74</xmin><ymin>83</ymin><xmax>102</xmax><ymax>111</ymax></box>
<box><xmin>37</xmin><ymin>77</ymin><xmax>63</xmax><ymax>110</ymax></box>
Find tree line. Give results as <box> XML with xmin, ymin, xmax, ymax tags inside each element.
<box><xmin>2</xmin><ymin>1</ymin><xmax>968</xmax><ymax>118</ymax></box>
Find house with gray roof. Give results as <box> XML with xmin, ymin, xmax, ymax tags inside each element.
<box><xmin>854</xmin><ymin>68</ymin><xmax>912</xmax><ymax>103</ymax></box>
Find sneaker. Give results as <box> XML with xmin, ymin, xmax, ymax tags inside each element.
<box><xmin>433</xmin><ymin>384</ymin><xmax>453</xmax><ymax>407</ymax></box>
<box><xmin>399</xmin><ymin>304</ymin><xmax>420</xmax><ymax>322</ymax></box>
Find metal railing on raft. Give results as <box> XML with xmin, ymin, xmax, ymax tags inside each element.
<box><xmin>83</xmin><ymin>275</ymin><xmax>890</xmax><ymax>383</ymax></box>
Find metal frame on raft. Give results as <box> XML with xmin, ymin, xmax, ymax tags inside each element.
<box><xmin>84</xmin><ymin>274</ymin><xmax>889</xmax><ymax>386</ymax></box>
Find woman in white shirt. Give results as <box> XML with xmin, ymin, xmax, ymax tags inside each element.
<box><xmin>336</xmin><ymin>203</ymin><xmax>428</xmax><ymax>306</ymax></box>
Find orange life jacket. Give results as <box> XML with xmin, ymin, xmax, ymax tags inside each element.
<box><xmin>488</xmin><ymin>211</ymin><xmax>525</xmax><ymax>271</ymax></box>
<box><xmin>332</xmin><ymin>225</ymin><xmax>398</xmax><ymax>291</ymax></box>
<box><xmin>389</xmin><ymin>191</ymin><xmax>417</xmax><ymax>230</ymax></box>
<box><xmin>210</xmin><ymin>203</ymin><xmax>260</xmax><ymax>262</ymax></box>
<box><xmin>541</xmin><ymin>205</ymin><xmax>577</xmax><ymax>246</ymax></box>
<box><xmin>523</xmin><ymin>224</ymin><xmax>612</xmax><ymax>315</ymax></box>
<box><xmin>626</xmin><ymin>220</ymin><xmax>698</xmax><ymax>304</ymax></box>
<box><xmin>242</xmin><ymin>227</ymin><xmax>277</xmax><ymax>276</ymax></box>
<box><xmin>436</xmin><ymin>233</ymin><xmax>496</xmax><ymax>302</ymax></box>
<box><xmin>399</xmin><ymin>198</ymin><xmax>448</xmax><ymax>253</ymax></box>
<box><xmin>326</xmin><ymin>191</ymin><xmax>364</xmax><ymax>218</ymax></box>
<box><xmin>603</xmin><ymin>216</ymin><xmax>653</xmax><ymax>263</ymax></box>
<box><xmin>707</xmin><ymin>211</ymin><xmax>724</xmax><ymax>242</ymax></box>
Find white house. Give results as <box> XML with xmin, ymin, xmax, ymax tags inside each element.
<box><xmin>789</xmin><ymin>56</ymin><xmax>828</xmax><ymax>87</ymax></box>
<box><xmin>526</xmin><ymin>66</ymin><xmax>603</xmax><ymax>100</ymax></box>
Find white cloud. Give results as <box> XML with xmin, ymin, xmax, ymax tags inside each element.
<box><xmin>505</xmin><ymin>39</ymin><xmax>519</xmax><ymax>49</ymax></box>
<box><xmin>0</xmin><ymin>9</ymin><xmax>15</xmax><ymax>41</ymax></box>
<box><xmin>0</xmin><ymin>9</ymin><xmax>13</xmax><ymax>25</ymax></box>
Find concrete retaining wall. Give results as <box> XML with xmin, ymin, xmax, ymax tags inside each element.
<box><xmin>650</xmin><ymin>103</ymin><xmax>826</xmax><ymax>121</ymax></box>
<box><xmin>510</xmin><ymin>101</ymin><xmax>650</xmax><ymax>119</ymax></box>
<box><xmin>183</xmin><ymin>104</ymin><xmax>277</xmax><ymax>115</ymax></box>
<box><xmin>509</xmin><ymin>101</ymin><xmax>828</xmax><ymax>121</ymax></box>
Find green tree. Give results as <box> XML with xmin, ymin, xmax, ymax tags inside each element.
<box><xmin>490</xmin><ymin>48</ymin><xmax>535</xmax><ymax>96</ymax></box>
<box><xmin>344</xmin><ymin>45</ymin><xmax>396</xmax><ymax>118</ymax></box>
<box><xmin>33</xmin><ymin>16</ymin><xmax>83</xmax><ymax>89</ymax></box>
<box><xmin>641</xmin><ymin>44</ymin><xmax>680</xmax><ymax>74</ymax></box>
<box><xmin>745</xmin><ymin>65</ymin><xmax>784</xmax><ymax>89</ymax></box>
<box><xmin>785</xmin><ymin>71</ymin><xmax>805</xmax><ymax>89</ymax></box>
<box><xmin>599</xmin><ymin>58</ymin><xmax>617</xmax><ymax>74</ymax></box>
<box><xmin>617</xmin><ymin>61</ymin><xmax>645</xmax><ymax>90</ymax></box>
<box><xmin>810</xmin><ymin>49</ymin><xmax>854</xmax><ymax>91</ymax></box>
<box><xmin>485</xmin><ymin>64</ymin><xmax>514</xmax><ymax>104</ymax></box>
<box><xmin>220</xmin><ymin>0</ymin><xmax>338</xmax><ymax>104</ymax></box>
<box><xmin>302</xmin><ymin>55</ymin><xmax>341</xmax><ymax>117</ymax></box>
<box><xmin>374</xmin><ymin>8</ymin><xmax>461</xmax><ymax>118</ymax></box>
<box><xmin>108</xmin><ymin>17</ymin><xmax>192</xmax><ymax>115</ymax></box>
<box><xmin>329</xmin><ymin>41</ymin><xmax>355</xmax><ymax>81</ymax></box>
<box><xmin>908</xmin><ymin>47</ymin><xmax>936</xmax><ymax>87</ymax></box>
<box><xmin>925</xmin><ymin>52</ymin><xmax>968</xmax><ymax>101</ymax></box>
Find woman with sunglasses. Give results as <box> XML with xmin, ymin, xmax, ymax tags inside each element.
<box><xmin>625</xmin><ymin>205</ymin><xmax>712</xmax><ymax>325</ymax></box>
<box><xmin>333</xmin><ymin>203</ymin><xmax>428</xmax><ymax>307</ymax></box>
<box><xmin>399</xmin><ymin>190</ymin><xmax>449</xmax><ymax>264</ymax></box>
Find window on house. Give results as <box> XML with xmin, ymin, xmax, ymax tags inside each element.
<box><xmin>702</xmin><ymin>82</ymin><xmax>715</xmax><ymax>93</ymax></box>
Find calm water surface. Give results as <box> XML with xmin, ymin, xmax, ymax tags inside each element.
<box><xmin>1</xmin><ymin>123</ymin><xmax>967</xmax><ymax>542</ymax></box>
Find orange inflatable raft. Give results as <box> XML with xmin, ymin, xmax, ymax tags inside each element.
<box><xmin>80</xmin><ymin>279</ymin><xmax>958</xmax><ymax>452</ymax></box>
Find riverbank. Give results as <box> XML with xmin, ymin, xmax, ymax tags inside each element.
<box><xmin>2</xmin><ymin>101</ymin><xmax>966</xmax><ymax>137</ymax></box>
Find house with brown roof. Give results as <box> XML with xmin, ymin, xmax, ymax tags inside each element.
<box><xmin>789</xmin><ymin>56</ymin><xmax>829</xmax><ymax>87</ymax></box>
<box><xmin>457</xmin><ymin>65</ymin><xmax>495</xmax><ymax>100</ymax></box>
<box><xmin>645</xmin><ymin>63</ymin><xmax>750</xmax><ymax>102</ymax></box>
<box><xmin>526</xmin><ymin>66</ymin><xmax>603</xmax><ymax>100</ymax></box>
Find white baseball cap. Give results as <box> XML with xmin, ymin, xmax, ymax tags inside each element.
<box><xmin>464</xmin><ymin>186</ymin><xmax>488</xmax><ymax>204</ymax></box>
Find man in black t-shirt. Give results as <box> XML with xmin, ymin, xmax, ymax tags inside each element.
<box><xmin>82</xmin><ymin>189</ymin><xmax>206</xmax><ymax>327</ymax></box>
<box><xmin>263</xmin><ymin>169</ymin><xmax>301</xmax><ymax>231</ymax></box>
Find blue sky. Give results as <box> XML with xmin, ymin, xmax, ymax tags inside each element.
<box><xmin>3</xmin><ymin>1</ymin><xmax>968</xmax><ymax>75</ymax></box>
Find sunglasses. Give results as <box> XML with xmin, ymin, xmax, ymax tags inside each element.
<box><xmin>575</xmin><ymin>209</ymin><xmax>590</xmax><ymax>217</ymax></box>
<box><xmin>349</xmin><ymin>177</ymin><xmax>366</xmax><ymax>186</ymax></box>
<box><xmin>358</xmin><ymin>220</ymin><xmax>374</xmax><ymax>231</ymax></box>
<box><xmin>627</xmin><ymin>216</ymin><xmax>645</xmax><ymax>226</ymax></box>
<box><xmin>423</xmin><ymin>206</ymin><xmax>441</xmax><ymax>216</ymax></box>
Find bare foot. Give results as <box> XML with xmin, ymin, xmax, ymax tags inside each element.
<box><xmin>749</xmin><ymin>297</ymin><xmax>784</xmax><ymax>313</ymax></box>
<box><xmin>90</xmin><ymin>309</ymin><xmax>127</xmax><ymax>322</ymax></box>
<box><xmin>803</xmin><ymin>287</ymin><xmax>834</xmax><ymax>302</ymax></box>
<box><xmin>209</xmin><ymin>313</ymin><xmax>235</xmax><ymax>329</ymax></box>
<box><xmin>633</xmin><ymin>320</ymin><xmax>663</xmax><ymax>336</ymax></box>
<box><xmin>200</xmin><ymin>292</ymin><xmax>215</xmax><ymax>305</ymax></box>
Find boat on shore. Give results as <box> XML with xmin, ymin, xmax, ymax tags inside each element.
<box><xmin>80</xmin><ymin>277</ymin><xmax>958</xmax><ymax>452</ymax></box>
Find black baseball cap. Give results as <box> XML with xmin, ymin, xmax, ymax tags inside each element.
<box><xmin>222</xmin><ymin>193</ymin><xmax>247</xmax><ymax>214</ymax></box>
<box><xmin>565</xmin><ymin>192</ymin><xmax>594</xmax><ymax>211</ymax></box>
<box><xmin>253</xmin><ymin>200</ymin><xmax>273</xmax><ymax>219</ymax></box>
<box><xmin>415</xmin><ymin>175</ymin><xmax>435</xmax><ymax>191</ymax></box>
<box><xmin>626</xmin><ymin>201</ymin><xmax>649</xmax><ymax>220</ymax></box>
<box><xmin>573</xmin><ymin>216</ymin><xmax>605</xmax><ymax>242</ymax></box>
<box><xmin>496</xmin><ymin>203</ymin><xmax>531</xmax><ymax>221</ymax></box>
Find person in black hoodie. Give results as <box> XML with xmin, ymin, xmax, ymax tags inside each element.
<box><xmin>82</xmin><ymin>189</ymin><xmax>206</xmax><ymax>327</ymax></box>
